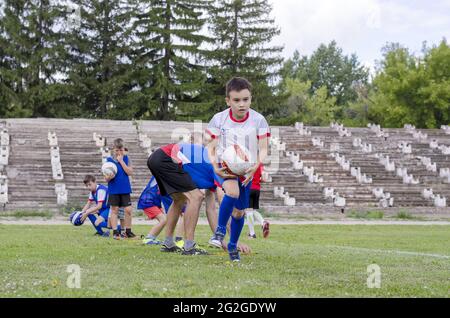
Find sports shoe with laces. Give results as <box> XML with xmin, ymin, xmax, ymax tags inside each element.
<box><xmin>182</xmin><ymin>244</ymin><xmax>208</xmax><ymax>256</ymax></box>
<box><xmin>228</xmin><ymin>248</ymin><xmax>241</xmax><ymax>262</ymax></box>
<box><xmin>208</xmin><ymin>232</ymin><xmax>225</xmax><ymax>249</ymax></box>
<box><xmin>160</xmin><ymin>243</ymin><xmax>181</xmax><ymax>253</ymax></box>
<box><xmin>143</xmin><ymin>237</ymin><xmax>161</xmax><ymax>245</ymax></box>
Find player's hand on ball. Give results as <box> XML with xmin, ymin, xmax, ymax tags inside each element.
<box><xmin>80</xmin><ymin>212</ymin><xmax>88</xmax><ymax>222</ymax></box>
<box><xmin>237</xmin><ymin>242</ymin><xmax>252</xmax><ymax>255</ymax></box>
<box><xmin>242</xmin><ymin>164</ymin><xmax>259</xmax><ymax>186</ymax></box>
<box><xmin>221</xmin><ymin>241</ymin><xmax>252</xmax><ymax>255</ymax></box>
<box><xmin>215</xmin><ymin>166</ymin><xmax>237</xmax><ymax>179</ymax></box>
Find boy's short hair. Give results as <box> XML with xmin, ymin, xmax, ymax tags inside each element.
<box><xmin>83</xmin><ymin>175</ymin><xmax>96</xmax><ymax>185</ymax></box>
<box><xmin>226</xmin><ymin>77</ymin><xmax>253</xmax><ymax>97</ymax></box>
<box><xmin>113</xmin><ymin>138</ymin><xmax>124</xmax><ymax>149</ymax></box>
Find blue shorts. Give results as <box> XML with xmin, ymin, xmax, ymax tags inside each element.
<box><xmin>214</xmin><ymin>174</ymin><xmax>252</xmax><ymax>211</ymax></box>
<box><xmin>98</xmin><ymin>208</ymin><xmax>110</xmax><ymax>221</ymax></box>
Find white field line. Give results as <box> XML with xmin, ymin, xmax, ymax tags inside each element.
<box><xmin>327</xmin><ymin>245</ymin><xmax>450</xmax><ymax>260</ymax></box>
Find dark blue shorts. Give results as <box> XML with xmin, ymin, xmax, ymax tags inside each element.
<box><xmin>98</xmin><ymin>208</ymin><xmax>110</xmax><ymax>221</ymax></box>
<box><xmin>214</xmin><ymin>174</ymin><xmax>252</xmax><ymax>211</ymax></box>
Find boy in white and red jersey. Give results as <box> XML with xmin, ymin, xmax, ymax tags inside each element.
<box><xmin>206</xmin><ymin>77</ymin><xmax>270</xmax><ymax>262</ymax></box>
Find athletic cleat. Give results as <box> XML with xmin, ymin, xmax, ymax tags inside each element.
<box><xmin>175</xmin><ymin>239</ymin><xmax>185</xmax><ymax>249</ymax></box>
<box><xmin>143</xmin><ymin>238</ymin><xmax>161</xmax><ymax>245</ymax></box>
<box><xmin>182</xmin><ymin>244</ymin><xmax>208</xmax><ymax>256</ymax></box>
<box><xmin>101</xmin><ymin>230</ymin><xmax>110</xmax><ymax>238</ymax></box>
<box><xmin>160</xmin><ymin>244</ymin><xmax>182</xmax><ymax>253</ymax></box>
<box><xmin>248</xmin><ymin>233</ymin><xmax>257</xmax><ymax>239</ymax></box>
<box><xmin>262</xmin><ymin>221</ymin><xmax>270</xmax><ymax>239</ymax></box>
<box><xmin>124</xmin><ymin>231</ymin><xmax>137</xmax><ymax>239</ymax></box>
<box><xmin>209</xmin><ymin>232</ymin><xmax>225</xmax><ymax>249</ymax></box>
<box><xmin>229</xmin><ymin>249</ymin><xmax>241</xmax><ymax>262</ymax></box>
<box><xmin>113</xmin><ymin>233</ymin><xmax>122</xmax><ymax>240</ymax></box>
<box><xmin>208</xmin><ymin>236</ymin><xmax>220</xmax><ymax>248</ymax></box>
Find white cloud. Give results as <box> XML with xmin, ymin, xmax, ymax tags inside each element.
<box><xmin>269</xmin><ymin>0</ymin><xmax>450</xmax><ymax>72</ymax></box>
<box><xmin>270</xmin><ymin>0</ymin><xmax>383</xmax><ymax>55</ymax></box>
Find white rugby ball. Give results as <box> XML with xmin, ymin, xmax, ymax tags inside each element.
<box><xmin>221</xmin><ymin>145</ymin><xmax>254</xmax><ymax>176</ymax></box>
<box><xmin>102</xmin><ymin>162</ymin><xmax>117</xmax><ymax>178</ymax></box>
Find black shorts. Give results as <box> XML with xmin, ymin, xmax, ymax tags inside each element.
<box><xmin>248</xmin><ymin>189</ymin><xmax>260</xmax><ymax>210</ymax></box>
<box><xmin>147</xmin><ymin>148</ymin><xmax>197</xmax><ymax>196</ymax></box>
<box><xmin>108</xmin><ymin>194</ymin><xmax>132</xmax><ymax>208</ymax></box>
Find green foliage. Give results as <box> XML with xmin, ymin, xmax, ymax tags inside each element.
<box><xmin>1</xmin><ymin>1</ymin><xmax>448</xmax><ymax>128</ymax></box>
<box><xmin>396</xmin><ymin>210</ymin><xmax>414</xmax><ymax>220</ymax></box>
<box><xmin>0</xmin><ymin>0</ymin><xmax>68</xmax><ymax>118</ymax></box>
<box><xmin>65</xmin><ymin>0</ymin><xmax>138</xmax><ymax>119</ymax></box>
<box><xmin>274</xmin><ymin>78</ymin><xmax>337</xmax><ymax>126</ymax></box>
<box><xmin>369</xmin><ymin>40</ymin><xmax>450</xmax><ymax>128</ymax></box>
<box><xmin>280</xmin><ymin>41</ymin><xmax>369</xmax><ymax>108</ymax></box>
<box><xmin>132</xmin><ymin>0</ymin><xmax>212</xmax><ymax>120</ymax></box>
<box><xmin>347</xmin><ymin>210</ymin><xmax>384</xmax><ymax>219</ymax></box>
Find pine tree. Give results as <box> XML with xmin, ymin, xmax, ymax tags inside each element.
<box><xmin>207</xmin><ymin>0</ymin><xmax>284</xmax><ymax>117</ymax></box>
<box><xmin>66</xmin><ymin>0</ymin><xmax>136</xmax><ymax>118</ymax></box>
<box><xmin>0</xmin><ymin>0</ymin><xmax>66</xmax><ymax>117</ymax></box>
<box><xmin>132</xmin><ymin>0</ymin><xmax>212</xmax><ymax>120</ymax></box>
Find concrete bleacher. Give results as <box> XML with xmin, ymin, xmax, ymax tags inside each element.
<box><xmin>274</xmin><ymin>123</ymin><xmax>450</xmax><ymax>210</ymax></box>
<box><xmin>0</xmin><ymin>118</ymin><xmax>448</xmax><ymax>215</ymax></box>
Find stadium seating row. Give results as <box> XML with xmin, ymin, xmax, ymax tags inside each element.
<box><xmin>0</xmin><ymin>118</ymin><xmax>448</xmax><ymax>213</ymax></box>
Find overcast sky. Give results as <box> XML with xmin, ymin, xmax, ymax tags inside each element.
<box><xmin>269</xmin><ymin>0</ymin><xmax>450</xmax><ymax>71</ymax></box>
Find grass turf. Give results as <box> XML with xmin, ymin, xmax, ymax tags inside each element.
<box><xmin>0</xmin><ymin>224</ymin><xmax>449</xmax><ymax>297</ymax></box>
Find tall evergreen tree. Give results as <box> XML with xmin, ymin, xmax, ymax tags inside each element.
<box><xmin>207</xmin><ymin>0</ymin><xmax>284</xmax><ymax>117</ymax></box>
<box><xmin>66</xmin><ymin>0</ymin><xmax>136</xmax><ymax>119</ymax></box>
<box><xmin>132</xmin><ymin>0</ymin><xmax>212</xmax><ymax>120</ymax></box>
<box><xmin>0</xmin><ymin>0</ymin><xmax>66</xmax><ymax>118</ymax></box>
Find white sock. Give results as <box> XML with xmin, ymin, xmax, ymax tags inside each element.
<box><xmin>246</xmin><ymin>210</ymin><xmax>256</xmax><ymax>236</ymax></box>
<box><xmin>253</xmin><ymin>210</ymin><xmax>265</xmax><ymax>226</ymax></box>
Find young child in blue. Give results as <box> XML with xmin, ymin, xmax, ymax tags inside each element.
<box><xmin>138</xmin><ymin>176</ymin><xmax>173</xmax><ymax>245</ymax></box>
<box><xmin>104</xmin><ymin>138</ymin><xmax>135</xmax><ymax>240</ymax></box>
<box><xmin>80</xmin><ymin>175</ymin><xmax>118</xmax><ymax>237</ymax></box>
<box><xmin>138</xmin><ymin>175</ymin><xmax>190</xmax><ymax>245</ymax></box>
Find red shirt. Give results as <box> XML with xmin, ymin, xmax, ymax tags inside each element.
<box><xmin>251</xmin><ymin>164</ymin><xmax>264</xmax><ymax>191</ymax></box>
<box><xmin>160</xmin><ymin>144</ymin><xmax>181</xmax><ymax>163</ymax></box>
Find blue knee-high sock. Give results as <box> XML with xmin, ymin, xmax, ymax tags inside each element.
<box><xmin>97</xmin><ymin>220</ymin><xmax>108</xmax><ymax>229</ymax></box>
<box><xmin>228</xmin><ymin>216</ymin><xmax>245</xmax><ymax>251</ymax></box>
<box><xmin>88</xmin><ymin>215</ymin><xmax>104</xmax><ymax>235</ymax></box>
<box><xmin>217</xmin><ymin>195</ymin><xmax>238</xmax><ymax>235</ymax></box>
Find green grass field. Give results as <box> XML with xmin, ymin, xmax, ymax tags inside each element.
<box><xmin>0</xmin><ymin>224</ymin><xmax>449</xmax><ymax>298</ymax></box>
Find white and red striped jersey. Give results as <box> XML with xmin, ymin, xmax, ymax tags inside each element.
<box><xmin>206</xmin><ymin>108</ymin><xmax>270</xmax><ymax>163</ymax></box>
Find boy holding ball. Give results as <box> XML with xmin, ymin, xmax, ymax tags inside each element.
<box><xmin>104</xmin><ymin>138</ymin><xmax>135</xmax><ymax>240</ymax></box>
